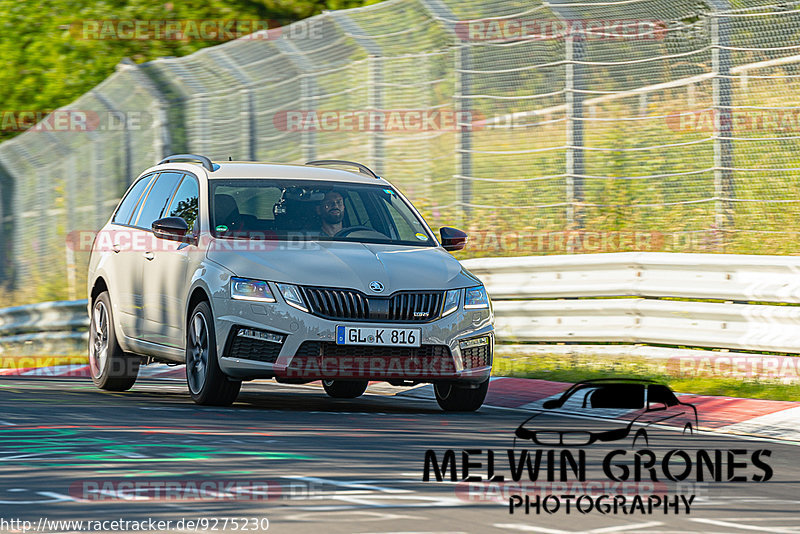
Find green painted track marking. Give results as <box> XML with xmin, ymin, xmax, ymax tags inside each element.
<box><xmin>0</xmin><ymin>427</ymin><xmax>312</xmax><ymax>467</ymax></box>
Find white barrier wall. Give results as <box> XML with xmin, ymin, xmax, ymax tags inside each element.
<box><xmin>462</xmin><ymin>252</ymin><xmax>800</xmax><ymax>354</ymax></box>
<box><xmin>3</xmin><ymin>253</ymin><xmax>800</xmax><ymax>355</ymax></box>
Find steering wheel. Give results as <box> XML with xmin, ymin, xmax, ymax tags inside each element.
<box><xmin>334</xmin><ymin>226</ymin><xmax>387</xmax><ymax>239</ymax></box>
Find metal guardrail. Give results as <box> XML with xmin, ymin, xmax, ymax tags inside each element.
<box><xmin>0</xmin><ymin>300</ymin><xmax>88</xmax><ymax>356</ymax></box>
<box><xmin>4</xmin><ymin>252</ymin><xmax>800</xmax><ymax>356</ymax></box>
<box><xmin>462</xmin><ymin>252</ymin><xmax>800</xmax><ymax>354</ymax></box>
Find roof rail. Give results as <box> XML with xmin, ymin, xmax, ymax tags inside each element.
<box><xmin>158</xmin><ymin>154</ymin><xmax>217</xmax><ymax>172</ymax></box>
<box><xmin>305</xmin><ymin>160</ymin><xmax>380</xmax><ymax>179</ymax></box>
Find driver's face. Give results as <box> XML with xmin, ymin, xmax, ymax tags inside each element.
<box><xmin>318</xmin><ymin>192</ymin><xmax>344</xmax><ymax>225</ymax></box>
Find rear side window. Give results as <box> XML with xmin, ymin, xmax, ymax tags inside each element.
<box><xmin>113</xmin><ymin>174</ymin><xmax>155</xmax><ymax>225</ymax></box>
<box><xmin>134</xmin><ymin>172</ymin><xmax>183</xmax><ymax>230</ymax></box>
<box><xmin>167</xmin><ymin>175</ymin><xmax>200</xmax><ymax>232</ymax></box>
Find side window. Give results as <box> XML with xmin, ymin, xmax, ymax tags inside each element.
<box><xmin>379</xmin><ymin>194</ymin><xmax>426</xmax><ymax>242</ymax></box>
<box><xmin>167</xmin><ymin>175</ymin><xmax>200</xmax><ymax>232</ymax></box>
<box><xmin>345</xmin><ymin>192</ymin><xmax>370</xmax><ymax>227</ymax></box>
<box><xmin>648</xmin><ymin>385</ymin><xmax>679</xmax><ymax>407</ymax></box>
<box><xmin>113</xmin><ymin>174</ymin><xmax>155</xmax><ymax>225</ymax></box>
<box><xmin>134</xmin><ymin>172</ymin><xmax>183</xmax><ymax>230</ymax></box>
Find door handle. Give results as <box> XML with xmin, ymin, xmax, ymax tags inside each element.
<box><xmin>144</xmin><ymin>251</ymin><xmax>155</xmax><ymax>261</ymax></box>
<box><xmin>112</xmin><ymin>244</ymin><xmax>121</xmax><ymax>254</ymax></box>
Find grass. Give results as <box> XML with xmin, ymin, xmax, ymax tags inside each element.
<box><xmin>1</xmin><ymin>349</ymin><xmax>798</xmax><ymax>402</ymax></box>
<box><xmin>493</xmin><ymin>350</ymin><xmax>800</xmax><ymax>402</ymax></box>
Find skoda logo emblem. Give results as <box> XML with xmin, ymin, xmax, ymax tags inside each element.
<box><xmin>369</xmin><ymin>281</ymin><xmax>384</xmax><ymax>293</ymax></box>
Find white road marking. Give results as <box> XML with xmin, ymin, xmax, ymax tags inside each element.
<box><xmin>283</xmin><ymin>510</ymin><xmax>425</xmax><ymax>522</ymax></box>
<box><xmin>690</xmin><ymin>518</ymin><xmax>799</xmax><ymax>533</ymax></box>
<box><xmin>494</xmin><ymin>522</ymin><xmax>664</xmax><ymax>534</ymax></box>
<box><xmin>0</xmin><ymin>491</ymin><xmax>77</xmax><ymax>505</ymax></box>
<box><xmin>281</xmin><ymin>476</ymin><xmax>411</xmax><ymax>494</ymax></box>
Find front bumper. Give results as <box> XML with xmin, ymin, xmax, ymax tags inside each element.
<box><xmin>211</xmin><ymin>294</ymin><xmax>494</xmax><ymax>383</ymax></box>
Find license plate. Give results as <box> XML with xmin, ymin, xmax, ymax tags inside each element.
<box><xmin>336</xmin><ymin>326</ymin><xmax>421</xmax><ymax>347</ymax></box>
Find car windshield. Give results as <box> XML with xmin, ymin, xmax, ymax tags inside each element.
<box><xmin>564</xmin><ymin>384</ymin><xmax>646</xmax><ymax>410</ymax></box>
<box><xmin>209</xmin><ymin>179</ymin><xmax>436</xmax><ymax>246</ymax></box>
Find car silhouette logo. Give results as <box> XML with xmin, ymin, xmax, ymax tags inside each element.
<box><xmin>369</xmin><ymin>281</ymin><xmax>384</xmax><ymax>293</ymax></box>
<box><xmin>514</xmin><ymin>379</ymin><xmax>699</xmax><ymax>448</ymax></box>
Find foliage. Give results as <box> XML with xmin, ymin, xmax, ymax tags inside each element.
<box><xmin>0</xmin><ymin>0</ymin><xmax>376</xmax><ymax>143</ymax></box>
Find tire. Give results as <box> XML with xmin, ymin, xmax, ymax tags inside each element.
<box><xmin>89</xmin><ymin>291</ymin><xmax>139</xmax><ymax>391</ymax></box>
<box><xmin>434</xmin><ymin>379</ymin><xmax>489</xmax><ymax>412</ymax></box>
<box><xmin>322</xmin><ymin>380</ymin><xmax>368</xmax><ymax>399</ymax></box>
<box><xmin>186</xmin><ymin>301</ymin><xmax>241</xmax><ymax>406</ymax></box>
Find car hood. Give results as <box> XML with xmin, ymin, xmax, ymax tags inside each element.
<box><xmin>516</xmin><ymin>411</ymin><xmax>635</xmax><ymax>435</ymax></box>
<box><xmin>206</xmin><ymin>239</ymin><xmax>481</xmax><ymax>292</ymax></box>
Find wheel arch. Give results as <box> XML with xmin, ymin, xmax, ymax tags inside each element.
<box><xmin>187</xmin><ymin>286</ymin><xmax>211</xmax><ymax>319</ymax></box>
<box><xmin>90</xmin><ymin>276</ymin><xmax>109</xmax><ymax>303</ymax></box>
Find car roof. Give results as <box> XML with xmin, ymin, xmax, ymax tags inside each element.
<box><xmin>145</xmin><ymin>161</ymin><xmax>390</xmax><ymax>185</ymax></box>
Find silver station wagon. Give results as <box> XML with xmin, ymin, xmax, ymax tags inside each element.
<box><xmin>87</xmin><ymin>154</ymin><xmax>494</xmax><ymax>411</ymax></box>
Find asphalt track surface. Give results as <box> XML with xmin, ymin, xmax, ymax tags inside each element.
<box><xmin>0</xmin><ymin>377</ymin><xmax>798</xmax><ymax>533</ymax></box>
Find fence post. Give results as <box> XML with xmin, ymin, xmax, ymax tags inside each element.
<box><xmin>117</xmin><ymin>59</ymin><xmax>171</xmax><ymax>162</ymax></box>
<box><xmin>205</xmin><ymin>50</ymin><xmax>256</xmax><ymax>160</ymax></box>
<box><xmin>565</xmin><ymin>33</ymin><xmax>585</xmax><ymax>233</ymax></box>
<box><xmin>328</xmin><ymin>12</ymin><xmax>385</xmax><ymax>172</ymax></box>
<box><xmin>0</xmin><ymin>162</ymin><xmax>10</xmax><ymax>285</ymax></box>
<box><xmin>455</xmin><ymin>44</ymin><xmax>472</xmax><ymax>226</ymax></box>
<box><xmin>419</xmin><ymin>0</ymin><xmax>470</xmax><ymax>226</ymax></box>
<box><xmin>710</xmin><ymin>5</ymin><xmax>735</xmax><ymax>235</ymax></box>
<box><xmin>368</xmin><ymin>54</ymin><xmax>385</xmax><ymax>177</ymax></box>
<box><xmin>65</xmin><ymin>155</ymin><xmax>77</xmax><ymax>301</ymax></box>
<box><xmin>273</xmin><ymin>38</ymin><xmax>318</xmax><ymax>162</ymax></box>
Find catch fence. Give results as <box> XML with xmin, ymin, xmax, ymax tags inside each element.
<box><xmin>1</xmin><ymin>0</ymin><xmax>799</xmax><ymax>301</ymax></box>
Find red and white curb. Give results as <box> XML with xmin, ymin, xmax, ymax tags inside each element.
<box><xmin>2</xmin><ymin>366</ymin><xmax>799</xmax><ymax>443</ymax></box>
<box><xmin>400</xmin><ymin>377</ymin><xmax>800</xmax><ymax>443</ymax></box>
<box><xmin>0</xmin><ymin>364</ymin><xmax>185</xmax><ymax>379</ymax></box>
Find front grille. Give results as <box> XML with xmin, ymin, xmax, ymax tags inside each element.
<box><xmin>388</xmin><ymin>292</ymin><xmax>443</xmax><ymax>322</ymax></box>
<box><xmin>462</xmin><ymin>344</ymin><xmax>492</xmax><ymax>370</ymax></box>
<box><xmin>300</xmin><ymin>286</ymin><xmax>443</xmax><ymax>322</ymax></box>
<box><xmin>301</xmin><ymin>287</ymin><xmax>369</xmax><ymax>320</ymax></box>
<box><xmin>225</xmin><ymin>328</ymin><xmax>282</xmax><ymax>364</ymax></box>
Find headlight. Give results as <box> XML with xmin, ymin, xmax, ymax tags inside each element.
<box><xmin>464</xmin><ymin>285</ymin><xmax>489</xmax><ymax>309</ymax></box>
<box><xmin>276</xmin><ymin>283</ymin><xmax>309</xmax><ymax>312</ymax></box>
<box><xmin>231</xmin><ymin>277</ymin><xmax>275</xmax><ymax>302</ymax></box>
<box><xmin>442</xmin><ymin>289</ymin><xmax>461</xmax><ymax>317</ymax></box>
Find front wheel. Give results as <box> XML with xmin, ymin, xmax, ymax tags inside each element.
<box><xmin>186</xmin><ymin>301</ymin><xmax>241</xmax><ymax>406</ymax></box>
<box><xmin>434</xmin><ymin>379</ymin><xmax>489</xmax><ymax>412</ymax></box>
<box><xmin>322</xmin><ymin>380</ymin><xmax>368</xmax><ymax>399</ymax></box>
<box><xmin>89</xmin><ymin>291</ymin><xmax>139</xmax><ymax>391</ymax></box>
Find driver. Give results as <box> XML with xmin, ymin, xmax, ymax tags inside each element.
<box><xmin>316</xmin><ymin>190</ymin><xmax>345</xmax><ymax>237</ymax></box>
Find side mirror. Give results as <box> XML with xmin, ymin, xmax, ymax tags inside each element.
<box><xmin>152</xmin><ymin>216</ymin><xmax>189</xmax><ymax>241</ymax></box>
<box><xmin>647</xmin><ymin>402</ymin><xmax>667</xmax><ymax>412</ymax></box>
<box><xmin>440</xmin><ymin>227</ymin><xmax>468</xmax><ymax>251</ymax></box>
<box><xmin>542</xmin><ymin>399</ymin><xmax>561</xmax><ymax>410</ymax></box>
